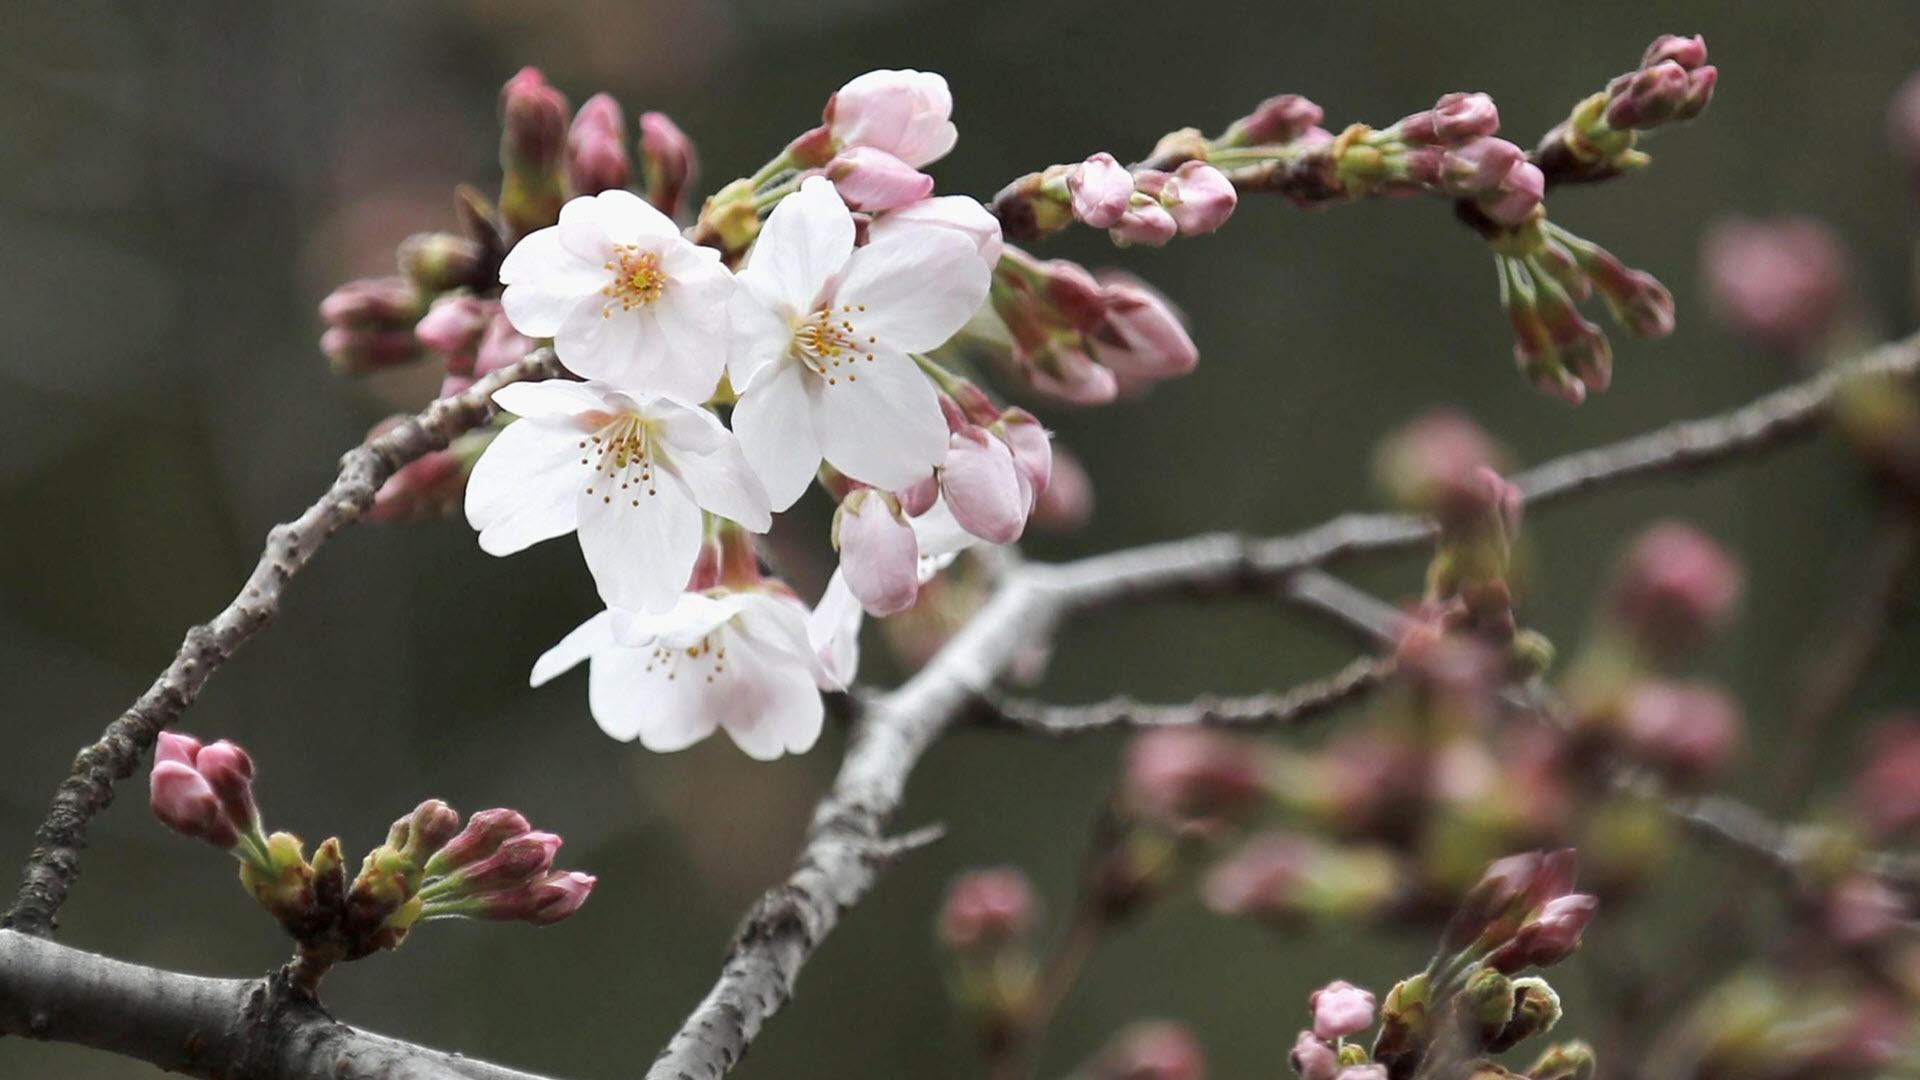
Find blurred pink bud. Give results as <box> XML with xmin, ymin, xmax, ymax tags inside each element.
<box><xmin>1443</xmin><ymin>849</ymin><xmax>1579</xmax><ymax>954</ymax></box>
<box><xmin>1086</xmin><ymin>1022</ymin><xmax>1206</xmax><ymax>1080</ymax></box>
<box><xmin>1309</xmin><ymin>981</ymin><xmax>1376</xmax><ymax>1040</ymax></box>
<box><xmin>566</xmin><ymin>93</ymin><xmax>631</xmax><ymax>196</ymax></box>
<box><xmin>1701</xmin><ymin>216</ymin><xmax>1850</xmax><ymax>354</ymax></box>
<box><xmin>1333</xmin><ymin>1068</ymin><xmax>1388</xmax><ymax>1080</ymax></box>
<box><xmin>1090</xmin><ymin>276</ymin><xmax>1198</xmax><ymax>382</ymax></box>
<box><xmin>414</xmin><ymin>296</ymin><xmax>495</xmax><ymax>371</ymax></box>
<box><xmin>825</xmin><ymin>146</ymin><xmax>934</xmax><ymax>211</ymax></box>
<box><xmin>1110</xmin><ymin>199</ymin><xmax>1178</xmax><ymax>247</ymax></box>
<box><xmin>994</xmin><ymin>409</ymin><xmax>1053</xmax><ymax>510</ymax></box>
<box><xmin>458</xmin><ymin>830</ymin><xmax>562</xmax><ymax>892</ymax></box>
<box><xmin>938</xmin><ymin>866</ymin><xmax>1036</xmax><ymax>951</ymax></box>
<box><xmin>368</xmin><ymin>446</ymin><xmax>465</xmax><ymax>523</ymax></box>
<box><xmin>835</xmin><ymin>489</ymin><xmax>920</xmax><ymax>616</ymax></box>
<box><xmin>1609</xmin><ymin>523</ymin><xmax>1742</xmax><ymax>652</ymax></box>
<box><xmin>1231</xmin><ymin>94</ymin><xmax>1325</xmax><ymax>145</ymax></box>
<box><xmin>1030</xmin><ymin>446</ymin><xmax>1093</xmax><ymax>530</ymax></box>
<box><xmin>1888</xmin><ymin>74</ymin><xmax>1920</xmax><ymax>189</ymax></box>
<box><xmin>941</xmin><ymin>427</ymin><xmax>1027</xmax><ymax>543</ymax></box>
<box><xmin>425</xmin><ymin>807</ymin><xmax>531</xmax><ymax>877</ymax></box>
<box><xmin>1605</xmin><ymin>61</ymin><xmax>1692</xmax><ymax>129</ymax></box>
<box><xmin>1620</xmin><ymin>680</ymin><xmax>1742</xmax><ymax>785</ymax></box>
<box><xmin>1478</xmin><ymin>161</ymin><xmax>1544</xmax><ymax>228</ymax></box>
<box><xmin>638</xmin><ymin>111</ymin><xmax>699</xmax><ymax>220</ymax></box>
<box><xmin>499</xmin><ymin>67</ymin><xmax>569</xmax><ymax>171</ymax></box>
<box><xmin>1373</xmin><ymin>409</ymin><xmax>1504</xmax><ymax>519</ymax></box>
<box><xmin>1162</xmin><ymin>162</ymin><xmax>1237</xmax><ymax>235</ymax></box>
<box><xmin>824</xmin><ymin>68</ymin><xmax>957</xmax><ymax>169</ymax></box>
<box><xmin>1676</xmin><ymin>66</ymin><xmax>1718</xmax><ymax>122</ymax></box>
<box><xmin>193</xmin><ymin>741</ymin><xmax>258</xmax><ymax>835</ymax></box>
<box><xmin>1823</xmin><ymin>873</ymin><xmax>1904</xmax><ymax>946</ymax></box>
<box><xmin>870</xmin><ymin>195</ymin><xmax>1004</xmax><ymax>265</ymax></box>
<box><xmin>1025</xmin><ymin>344</ymin><xmax>1120</xmax><ymax>404</ymax></box>
<box><xmin>1070</xmin><ymin>152</ymin><xmax>1136</xmax><ymax>229</ymax></box>
<box><xmin>474</xmin><ymin>312</ymin><xmax>535</xmax><ymax>378</ymax></box>
<box><xmin>397</xmin><ymin>232</ymin><xmax>486</xmax><ymax>294</ymax></box>
<box><xmin>1643</xmin><ymin>33</ymin><xmax>1709</xmax><ymax>70</ymax></box>
<box><xmin>1487</xmin><ymin>893</ymin><xmax>1598</xmax><ymax>973</ymax></box>
<box><xmin>1203</xmin><ymin>833</ymin><xmax>1314</xmax><ymax>918</ymax></box>
<box><xmin>1289</xmin><ymin>1031</ymin><xmax>1340</xmax><ymax>1080</ymax></box>
<box><xmin>482</xmin><ymin>870</ymin><xmax>596</xmax><ymax>925</ymax></box>
<box><xmin>1125</xmin><ymin>729</ymin><xmax>1266</xmax><ymax>834</ymax></box>
<box><xmin>321</xmin><ymin>276</ymin><xmax>420</xmax><ymax>331</ymax></box>
<box><xmin>1439</xmin><ymin>137</ymin><xmax>1524</xmax><ymax>197</ymax></box>
<box><xmin>1853</xmin><ymin>715</ymin><xmax>1920</xmax><ymax>837</ymax></box>
<box><xmin>1398</xmin><ymin>91</ymin><xmax>1501</xmax><ymax>146</ymax></box>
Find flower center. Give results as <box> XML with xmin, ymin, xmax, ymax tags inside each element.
<box><xmin>600</xmin><ymin>245</ymin><xmax>668</xmax><ymax>315</ymax></box>
<box><xmin>643</xmin><ymin>632</ymin><xmax>730</xmax><ymax>684</ymax></box>
<box><xmin>790</xmin><ymin>303</ymin><xmax>878</xmax><ymax>385</ymax></box>
<box><xmin>577</xmin><ymin>415</ymin><xmax>660</xmax><ymax>507</ymax></box>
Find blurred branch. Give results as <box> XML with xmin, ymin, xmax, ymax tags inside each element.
<box><xmin>980</xmin><ymin>656</ymin><xmax>1393</xmax><ymax>736</ymax></box>
<box><xmin>3</xmin><ymin>350</ymin><xmax>560</xmax><ymax>939</ymax></box>
<box><xmin>0</xmin><ymin>930</ymin><xmax>558</xmax><ymax>1080</ymax></box>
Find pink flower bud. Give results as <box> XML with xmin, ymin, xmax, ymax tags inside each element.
<box><xmin>1643</xmin><ymin>33</ymin><xmax>1709</xmax><ymax>70</ymax></box>
<box><xmin>938</xmin><ymin>866</ymin><xmax>1036</xmax><ymax>951</ymax></box>
<box><xmin>1309</xmin><ymin>980</ymin><xmax>1377</xmax><ymax>1040</ymax></box>
<box><xmin>1605</xmin><ymin>60</ymin><xmax>1693</xmax><ymax>129</ymax></box>
<box><xmin>150</xmin><ymin>760</ymin><xmax>237</xmax><ymax>849</ymax></box>
<box><xmin>1090</xmin><ymin>275</ymin><xmax>1198</xmax><ymax>382</ymax></box>
<box><xmin>1162</xmin><ymin>162</ymin><xmax>1237</xmax><ymax>236</ymax></box>
<box><xmin>1124</xmin><ymin>729</ymin><xmax>1266</xmax><ymax>834</ymax></box>
<box><xmin>825</xmin><ymin>146</ymin><xmax>934</xmax><ymax>211</ymax></box>
<box><xmin>1620</xmin><ymin>680</ymin><xmax>1742</xmax><ymax>786</ymax></box>
<box><xmin>482</xmin><ymin>870</ymin><xmax>597</xmax><ymax>925</ymax></box>
<box><xmin>1202</xmin><ymin>833</ymin><xmax>1315</xmax><ymax>918</ymax></box>
<box><xmin>1373</xmin><ymin>409</ymin><xmax>1503</xmax><ymax>518</ymax></box>
<box><xmin>639</xmin><ymin>111</ymin><xmax>698</xmax><ymax>220</ymax></box>
<box><xmin>1676</xmin><ymin>66</ymin><xmax>1718</xmax><ymax>122</ymax></box>
<box><xmin>369</xmin><ymin>446</ymin><xmax>466</xmax><ymax>523</ymax></box>
<box><xmin>1109</xmin><ymin>199</ymin><xmax>1178</xmax><ymax>247</ymax></box>
<box><xmin>1069</xmin><ymin>152</ymin><xmax>1136</xmax><ymax>229</ymax></box>
<box><xmin>474</xmin><ymin>312</ymin><xmax>535</xmax><ymax>378</ymax></box>
<box><xmin>1398</xmin><ymin>91</ymin><xmax>1501</xmax><ymax>146</ymax></box>
<box><xmin>1289</xmin><ymin>1031</ymin><xmax>1340</xmax><ymax>1080</ymax></box>
<box><xmin>1442</xmin><ymin>849</ymin><xmax>1578</xmax><ymax>954</ymax></box>
<box><xmin>896</xmin><ymin>475</ymin><xmax>939</xmax><ymax>517</ymax></box>
<box><xmin>322</xmin><ymin>327</ymin><xmax>422</xmax><ymax>377</ymax></box>
<box><xmin>566</xmin><ymin>93</ymin><xmax>631</xmax><ymax>196</ymax></box>
<box><xmin>870</xmin><ymin>195</ymin><xmax>1004</xmax><ymax>266</ymax></box>
<box><xmin>1439</xmin><ymin>137</ymin><xmax>1524</xmax><ymax>197</ymax></box>
<box><xmin>397</xmin><ymin>799</ymin><xmax>463</xmax><ymax>862</ymax></box>
<box><xmin>425</xmin><ymin>807</ymin><xmax>531</xmax><ymax>877</ymax></box>
<box><xmin>193</xmin><ymin>740</ymin><xmax>258</xmax><ymax>835</ymax></box>
<box><xmin>499</xmin><ymin>67</ymin><xmax>569</xmax><ymax>171</ymax></box>
<box><xmin>321</xmin><ymin>276</ymin><xmax>420</xmax><ymax>331</ymax></box>
<box><xmin>994</xmin><ymin>409</ymin><xmax>1053</xmax><ymax>509</ymax></box>
<box><xmin>940</xmin><ymin>427</ymin><xmax>1028</xmax><ymax>544</ymax></box>
<box><xmin>1853</xmin><ymin>715</ymin><xmax>1920</xmax><ymax>838</ymax></box>
<box><xmin>1478</xmin><ymin>161</ymin><xmax>1544</xmax><ymax>228</ymax></box>
<box><xmin>1086</xmin><ymin>1022</ymin><xmax>1206</xmax><ymax>1080</ymax></box>
<box><xmin>1231</xmin><ymin>94</ymin><xmax>1325</xmax><ymax>145</ymax></box>
<box><xmin>458</xmin><ymin>830</ymin><xmax>562</xmax><ymax>892</ymax></box>
<box><xmin>414</xmin><ymin>296</ymin><xmax>495</xmax><ymax>371</ymax></box>
<box><xmin>1701</xmin><ymin>216</ymin><xmax>1850</xmax><ymax>354</ymax></box>
<box><xmin>1487</xmin><ymin>893</ymin><xmax>1598</xmax><ymax>973</ymax></box>
<box><xmin>1823</xmin><ymin>874</ymin><xmax>1904</xmax><ymax>946</ymax></box>
<box><xmin>155</xmin><ymin>730</ymin><xmax>201</xmax><ymax>768</ymax></box>
<box><xmin>1024</xmin><ymin>343</ymin><xmax>1120</xmax><ymax>404</ymax></box>
<box><xmin>835</xmin><ymin>489</ymin><xmax>921</xmax><ymax>616</ymax></box>
<box><xmin>1609</xmin><ymin>523</ymin><xmax>1742</xmax><ymax>652</ymax></box>
<box><xmin>824</xmin><ymin>68</ymin><xmax>957</xmax><ymax>169</ymax></box>
<box><xmin>1030</xmin><ymin>445</ymin><xmax>1093</xmax><ymax>530</ymax></box>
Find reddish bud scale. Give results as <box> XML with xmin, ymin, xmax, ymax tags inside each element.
<box><xmin>425</xmin><ymin>808</ymin><xmax>531</xmax><ymax>877</ymax></box>
<box><xmin>639</xmin><ymin>111</ymin><xmax>698</xmax><ymax>220</ymax></box>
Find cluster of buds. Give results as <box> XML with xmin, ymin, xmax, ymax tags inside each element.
<box><xmin>1660</xmin><ymin>972</ymin><xmax>1914</xmax><ymax>1078</ymax></box>
<box><xmin>993</xmin><ymin>149</ymin><xmax>1237</xmax><ymax>247</ymax></box>
<box><xmin>984</xmin><ymin>247</ymin><xmax>1198</xmax><ymax>404</ymax></box>
<box><xmin>1332</xmin><ymin>93</ymin><xmax>1544</xmax><ymax>228</ymax></box>
<box><xmin>1535</xmin><ymin>34</ymin><xmax>1718</xmax><ymax>185</ymax></box>
<box><xmin>1285</xmin><ymin>853</ymin><xmax>1598</xmax><ymax>1080</ymax></box>
<box><xmin>1070</xmin><ymin>1021</ymin><xmax>1208</xmax><ymax>1080</ymax></box>
<box><xmin>362</xmin><ymin>415</ymin><xmax>503</xmax><ymax>523</ymax></box>
<box><xmin>149</xmin><ymin>732</ymin><xmax>593</xmax><ymax>991</ymax></box>
<box><xmin>1492</xmin><ymin>219</ymin><xmax>1675</xmax><ymax>404</ymax></box>
<box><xmin>937</xmin><ymin>866</ymin><xmax>1041</xmax><ymax>1054</ymax></box>
<box><xmin>1700</xmin><ymin>216</ymin><xmax>1853</xmax><ymax>357</ymax></box>
<box><xmin>1201</xmin><ymin>831</ymin><xmax>1402</xmax><ymax>927</ymax></box>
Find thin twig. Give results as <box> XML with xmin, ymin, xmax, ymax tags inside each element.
<box><xmin>980</xmin><ymin>655</ymin><xmax>1392</xmax><ymax>736</ymax></box>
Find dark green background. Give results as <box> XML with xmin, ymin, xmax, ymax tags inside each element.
<box><xmin>4</xmin><ymin>1</ymin><xmax>1917</xmax><ymax>1076</ymax></box>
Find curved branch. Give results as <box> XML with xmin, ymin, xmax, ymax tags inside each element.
<box><xmin>980</xmin><ymin>656</ymin><xmax>1392</xmax><ymax>737</ymax></box>
<box><xmin>3</xmin><ymin>351</ymin><xmax>560</xmax><ymax>938</ymax></box>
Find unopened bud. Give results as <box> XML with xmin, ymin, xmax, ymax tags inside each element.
<box><xmin>1069</xmin><ymin>152</ymin><xmax>1135</xmax><ymax>229</ymax></box>
<box><xmin>639</xmin><ymin>111</ymin><xmax>698</xmax><ymax>220</ymax></box>
<box><xmin>193</xmin><ymin>741</ymin><xmax>258</xmax><ymax>836</ymax></box>
<box><xmin>941</xmin><ymin>426</ymin><xmax>1028</xmax><ymax>544</ymax></box>
<box><xmin>1487</xmin><ymin>894</ymin><xmax>1598</xmax><ymax>973</ymax></box>
<box><xmin>414</xmin><ymin>295</ymin><xmax>495</xmax><ymax>372</ymax></box>
<box><xmin>1109</xmin><ymin>198</ymin><xmax>1178</xmax><ymax>247</ymax></box>
<box><xmin>479</xmin><ymin>870</ymin><xmax>596</xmax><ymax>925</ymax></box>
<box><xmin>567</xmin><ymin>93</ymin><xmax>631</xmax><ymax>196</ymax></box>
<box><xmin>396</xmin><ymin>799</ymin><xmax>462</xmax><ymax>864</ymax></box>
<box><xmin>1226</xmin><ymin>94</ymin><xmax>1324</xmax><ymax>146</ymax></box>
<box><xmin>1701</xmin><ymin>216</ymin><xmax>1850</xmax><ymax>354</ymax></box>
<box><xmin>1124</xmin><ymin>729</ymin><xmax>1267</xmax><ymax>834</ymax></box>
<box><xmin>1084</xmin><ymin>1022</ymin><xmax>1206</xmax><ymax>1080</ymax></box>
<box><xmin>1089</xmin><ymin>273</ymin><xmax>1198</xmax><ymax>383</ymax></box>
<box><xmin>454</xmin><ymin>830</ymin><xmax>561</xmax><ymax>892</ymax></box>
<box><xmin>1619</xmin><ymin>680</ymin><xmax>1742</xmax><ymax>786</ymax></box>
<box><xmin>1607</xmin><ymin>523</ymin><xmax>1742</xmax><ymax>653</ymax></box>
<box><xmin>825</xmin><ymin>146</ymin><xmax>933</xmax><ymax>212</ymax></box>
<box><xmin>994</xmin><ymin>409</ymin><xmax>1053</xmax><ymax>510</ymax></box>
<box><xmin>498</xmin><ymin>67</ymin><xmax>569</xmax><ymax>238</ymax></box>
<box><xmin>1310</xmin><ymin>980</ymin><xmax>1376</xmax><ymax>1040</ymax></box>
<box><xmin>397</xmin><ymin>232</ymin><xmax>486</xmax><ymax>294</ymax></box>
<box><xmin>150</xmin><ymin>759</ymin><xmax>236</xmax><ymax>849</ymax></box>
<box><xmin>834</xmin><ymin>488</ymin><xmax>920</xmax><ymax>616</ymax></box>
<box><xmin>1489</xmin><ymin>977</ymin><xmax>1562</xmax><ymax>1052</ymax></box>
<box><xmin>1289</xmin><ymin>1031</ymin><xmax>1339</xmax><ymax>1080</ymax></box>
<box><xmin>938</xmin><ymin>866</ymin><xmax>1036</xmax><ymax>952</ymax></box>
<box><xmin>1463</xmin><ymin>966</ymin><xmax>1516</xmax><ymax>1040</ymax></box>
<box><xmin>1397</xmin><ymin>91</ymin><xmax>1501</xmax><ymax>146</ymax></box>
<box><xmin>1478</xmin><ymin>161</ymin><xmax>1544</xmax><ymax>228</ymax></box>
<box><xmin>424</xmin><ymin>807</ymin><xmax>531</xmax><ymax>877</ymax></box>
<box><xmin>1161</xmin><ymin>161</ymin><xmax>1236</xmax><ymax>236</ymax></box>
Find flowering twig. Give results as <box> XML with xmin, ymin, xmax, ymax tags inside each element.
<box><xmin>3</xmin><ymin>350</ymin><xmax>560</xmax><ymax>938</ymax></box>
<box><xmin>979</xmin><ymin>656</ymin><xmax>1393</xmax><ymax>737</ymax></box>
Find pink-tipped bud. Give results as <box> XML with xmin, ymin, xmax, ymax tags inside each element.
<box><xmin>474</xmin><ymin>312</ymin><xmax>535</xmax><ymax>379</ymax></box>
<box><xmin>1643</xmin><ymin>33</ymin><xmax>1709</xmax><ymax>71</ymax></box>
<box><xmin>150</xmin><ymin>760</ymin><xmax>237</xmax><ymax>849</ymax></box>
<box><xmin>1438</xmin><ymin>137</ymin><xmax>1524</xmax><ymax>197</ymax></box>
<box><xmin>1230</xmin><ymin>94</ymin><xmax>1325</xmax><ymax>146</ymax></box>
<box><xmin>994</xmin><ymin>409</ymin><xmax>1053</xmax><ymax>510</ymax></box>
<box><xmin>1478</xmin><ymin>161</ymin><xmax>1544</xmax><ymax>228</ymax></box>
<box><xmin>1162</xmin><ymin>161</ymin><xmax>1237</xmax><ymax>236</ymax></box>
<box><xmin>1486</xmin><ymin>893</ymin><xmax>1598</xmax><ymax>973</ymax></box>
<box><xmin>193</xmin><ymin>740</ymin><xmax>258</xmax><ymax>836</ymax></box>
<box><xmin>321</xmin><ymin>276</ymin><xmax>420</xmax><ymax>331</ymax></box>
<box><xmin>1090</xmin><ymin>274</ymin><xmax>1198</xmax><ymax>382</ymax></box>
<box><xmin>425</xmin><ymin>807</ymin><xmax>531</xmax><ymax>877</ymax></box>
<box><xmin>414</xmin><ymin>295</ymin><xmax>495</xmax><ymax>370</ymax></box>
<box><xmin>1031</xmin><ymin>445</ymin><xmax>1093</xmax><ymax>530</ymax></box>
<box><xmin>1398</xmin><ymin>91</ymin><xmax>1501</xmax><ymax>146</ymax></box>
<box><xmin>1289</xmin><ymin>1032</ymin><xmax>1340</xmax><ymax>1080</ymax></box>
<box><xmin>1069</xmin><ymin>152</ymin><xmax>1136</xmax><ymax>229</ymax></box>
<box><xmin>482</xmin><ymin>870</ymin><xmax>597</xmax><ymax>925</ymax></box>
<box><xmin>834</xmin><ymin>489</ymin><xmax>921</xmax><ymax>616</ymax></box>
<box><xmin>457</xmin><ymin>830</ymin><xmax>562</xmax><ymax>892</ymax></box>
<box><xmin>155</xmin><ymin>730</ymin><xmax>201</xmax><ymax>768</ymax></box>
<box><xmin>1620</xmin><ymin>680</ymin><xmax>1742</xmax><ymax>786</ymax></box>
<box><xmin>1374</xmin><ymin>409</ymin><xmax>1504</xmax><ymax>519</ymax></box>
<box><xmin>940</xmin><ymin>427</ymin><xmax>1028</xmax><ymax>544</ymax></box>
<box><xmin>1309</xmin><ymin>981</ymin><xmax>1377</xmax><ymax>1040</ymax></box>
<box><xmin>1023</xmin><ymin>342</ymin><xmax>1121</xmax><ymax>405</ymax></box>
<box><xmin>896</xmin><ymin>475</ymin><xmax>940</xmax><ymax>517</ymax></box>
<box><xmin>1442</xmin><ymin>849</ymin><xmax>1579</xmax><ymax>954</ymax></box>
<box><xmin>499</xmin><ymin>67</ymin><xmax>569</xmax><ymax>171</ymax></box>
<box><xmin>1676</xmin><ymin>66</ymin><xmax>1718</xmax><ymax>122</ymax></box>
<box><xmin>870</xmin><ymin>194</ymin><xmax>1004</xmax><ymax>265</ymax></box>
<box><xmin>1201</xmin><ymin>833</ymin><xmax>1315</xmax><ymax>918</ymax></box>
<box><xmin>1609</xmin><ymin>523</ymin><xmax>1742</xmax><ymax>653</ymax></box>
<box><xmin>1124</xmin><ymin>729</ymin><xmax>1266</xmax><ymax>834</ymax></box>
<box><xmin>638</xmin><ymin>111</ymin><xmax>698</xmax><ymax>220</ymax></box>
<box><xmin>1701</xmin><ymin>216</ymin><xmax>1850</xmax><ymax>354</ymax></box>
<box><xmin>1085</xmin><ymin>1022</ymin><xmax>1206</xmax><ymax>1080</ymax></box>
<box><xmin>1109</xmin><ymin>199</ymin><xmax>1178</xmax><ymax>247</ymax></box>
<box><xmin>1853</xmin><ymin>715</ymin><xmax>1920</xmax><ymax>838</ymax></box>
<box><xmin>825</xmin><ymin>146</ymin><xmax>934</xmax><ymax>212</ymax></box>
<box><xmin>1606</xmin><ymin>60</ymin><xmax>1693</xmax><ymax>129</ymax></box>
<box><xmin>566</xmin><ymin>93</ymin><xmax>631</xmax><ymax>196</ymax></box>
<box><xmin>824</xmin><ymin>69</ymin><xmax>958</xmax><ymax>170</ymax></box>
<box><xmin>938</xmin><ymin>866</ymin><xmax>1036</xmax><ymax>951</ymax></box>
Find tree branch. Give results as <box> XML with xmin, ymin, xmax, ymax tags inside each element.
<box><xmin>979</xmin><ymin>656</ymin><xmax>1393</xmax><ymax>737</ymax></box>
<box><xmin>3</xmin><ymin>350</ymin><xmax>560</xmax><ymax>938</ymax></box>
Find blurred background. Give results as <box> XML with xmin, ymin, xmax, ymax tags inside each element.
<box><xmin>4</xmin><ymin>1</ymin><xmax>1919</xmax><ymax>1076</ymax></box>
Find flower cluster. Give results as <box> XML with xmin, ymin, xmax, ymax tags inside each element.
<box><xmin>149</xmin><ymin>732</ymin><xmax>593</xmax><ymax>989</ymax></box>
<box><xmin>1535</xmin><ymin>34</ymin><xmax>1718</xmax><ymax>184</ymax></box>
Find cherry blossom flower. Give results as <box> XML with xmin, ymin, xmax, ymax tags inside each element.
<box><xmin>531</xmin><ymin>587</ymin><xmax>834</xmax><ymax>760</ymax></box>
<box><xmin>825</xmin><ymin>69</ymin><xmax>958</xmax><ymax>169</ymax></box>
<box><xmin>809</xmin><ymin>499</ymin><xmax>978</xmax><ymax>670</ymax></box>
<box><xmin>498</xmin><ymin>189</ymin><xmax>734</xmax><ymax>403</ymax></box>
<box><xmin>729</xmin><ymin>177</ymin><xmax>991</xmax><ymax>508</ymax></box>
<box><xmin>465</xmin><ymin>380</ymin><xmax>770</xmax><ymax>613</ymax></box>
<box><xmin>867</xmin><ymin>194</ymin><xmax>1004</xmax><ymax>264</ymax></box>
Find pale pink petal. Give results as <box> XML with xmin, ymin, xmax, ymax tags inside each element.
<box><xmin>737</xmin><ymin>176</ymin><xmax>854</xmax><ymax>316</ymax></box>
<box><xmin>713</xmin><ymin>631</ymin><xmax>825</xmax><ymax>760</ymax></box>
<box><xmin>835</xmin><ymin>230</ymin><xmax>989</xmax><ymax>353</ymax></box>
<box><xmin>812</xmin><ymin>349</ymin><xmax>946</xmax><ymax>491</ymax></box>
<box><xmin>465</xmin><ymin>418</ymin><xmax>583</xmax><ymax>555</ymax></box>
<box><xmin>575</xmin><ymin>472</ymin><xmax>706</xmax><ymax>613</ymax></box>
<box><xmin>808</xmin><ymin>572</ymin><xmax>864</xmax><ymax>689</ymax></box>
<box><xmin>732</xmin><ymin>361</ymin><xmax>822</xmax><ymax>511</ymax></box>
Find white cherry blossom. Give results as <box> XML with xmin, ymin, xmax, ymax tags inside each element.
<box><xmin>498</xmin><ymin>189</ymin><xmax>734</xmax><ymax>403</ymax></box>
<box><xmin>465</xmin><ymin>380</ymin><xmax>770</xmax><ymax>613</ymax></box>
<box><xmin>729</xmin><ymin>177</ymin><xmax>991</xmax><ymax>509</ymax></box>
<box><xmin>826</xmin><ymin>69</ymin><xmax>958</xmax><ymax>169</ymax></box>
<box><xmin>530</xmin><ymin>588</ymin><xmax>833</xmax><ymax>760</ymax></box>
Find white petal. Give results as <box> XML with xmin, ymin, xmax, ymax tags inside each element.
<box><xmin>813</xmin><ymin>349</ymin><xmax>946</xmax><ymax>491</ymax></box>
<box><xmin>731</xmin><ymin>360</ymin><xmax>822</xmax><ymax>511</ymax></box>
<box><xmin>464</xmin><ymin>418</ymin><xmax>583</xmax><ymax>556</ymax></box>
<box><xmin>553</xmin><ymin>299</ymin><xmax>644</xmax><ymax>383</ymax></box>
<box><xmin>807</xmin><ymin>572</ymin><xmax>863</xmax><ymax>689</ymax></box>
<box><xmin>582</xmin><ymin>188</ymin><xmax>680</xmax><ymax>246</ymax></box>
<box><xmin>612</xmin><ymin>592</ymin><xmax>744</xmax><ymax>647</ymax></box>
<box><xmin>835</xmin><ymin>230</ymin><xmax>989</xmax><ymax>354</ymax></box>
<box><xmin>648</xmin><ymin>303</ymin><xmax>727</xmax><ymax>405</ymax></box>
<box><xmin>529</xmin><ymin>610</ymin><xmax>617</xmax><ymax>688</ymax></box>
<box><xmin>490</xmin><ymin>378</ymin><xmax>613</xmax><ymax>423</ymax></box>
<box><xmin>585</xmin><ymin>640</ymin><xmax>716</xmax><ymax>749</ymax></box>
<box><xmin>712</xmin><ymin>631</ymin><xmax>824</xmax><ymax>760</ymax></box>
<box><xmin>737</xmin><ymin>177</ymin><xmax>854</xmax><ymax>315</ymax></box>
<box><xmin>726</xmin><ymin>291</ymin><xmax>794</xmax><ymax>392</ymax></box>
<box><xmin>499</xmin><ymin>228</ymin><xmax>606</xmax><ymax>338</ymax></box>
<box><xmin>576</xmin><ymin>471</ymin><xmax>705</xmax><ymax>613</ymax></box>
<box><xmin>735</xmin><ymin>592</ymin><xmax>820</xmax><ymax>667</ymax></box>
<box><xmin>665</xmin><ymin>435</ymin><xmax>772</xmax><ymax>532</ymax></box>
